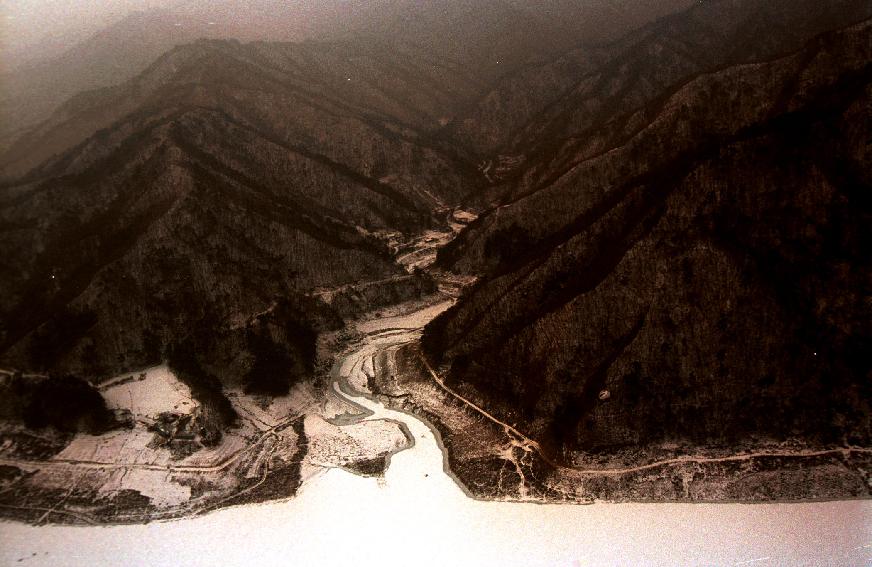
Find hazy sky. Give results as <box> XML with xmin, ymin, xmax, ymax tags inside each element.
<box><xmin>1</xmin><ymin>0</ymin><xmax>173</xmax><ymax>61</ymax></box>
<box><xmin>0</xmin><ymin>0</ymin><xmax>699</xmax><ymax>72</ymax></box>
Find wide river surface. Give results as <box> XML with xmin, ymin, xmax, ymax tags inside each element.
<box><xmin>2</xmin><ymin>302</ymin><xmax>871</xmax><ymax>566</ymax></box>
<box><xmin>2</xmin><ymin>381</ymin><xmax>870</xmax><ymax>566</ymax></box>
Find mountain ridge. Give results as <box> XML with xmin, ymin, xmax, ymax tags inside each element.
<box><xmin>423</xmin><ymin>19</ymin><xmax>872</xmax><ymax>460</ymax></box>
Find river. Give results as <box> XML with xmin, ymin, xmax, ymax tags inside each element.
<box><xmin>1</xmin><ymin>301</ymin><xmax>870</xmax><ymax>566</ymax></box>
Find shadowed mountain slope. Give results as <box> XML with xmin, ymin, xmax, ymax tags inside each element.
<box><xmin>0</xmin><ymin>38</ymin><xmax>481</xmax><ymax>381</ymax></box>
<box><xmin>424</xmin><ymin>20</ymin><xmax>872</xmax><ymax>460</ymax></box>
<box><xmin>1</xmin><ymin>37</ymin><xmax>483</xmax><ymax>182</ymax></box>
<box><xmin>2</xmin><ymin>0</ymin><xmax>869</xmax><ymax>473</ymax></box>
<box><xmin>1</xmin><ymin>1</ymin><xmax>703</xmax><ymax>174</ymax></box>
<box><xmin>447</xmin><ymin>0</ymin><xmax>872</xmax><ymax>166</ymax></box>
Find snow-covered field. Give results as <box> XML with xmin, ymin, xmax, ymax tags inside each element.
<box><xmin>305</xmin><ymin>413</ymin><xmax>409</xmax><ymax>470</ymax></box>
<box><xmin>2</xmin><ymin>380</ymin><xmax>870</xmax><ymax>566</ymax></box>
<box><xmin>1</xmin><ymin>299</ymin><xmax>870</xmax><ymax>566</ymax></box>
<box><xmin>3</xmin><ymin>226</ymin><xmax>869</xmax><ymax>566</ymax></box>
<box><xmin>13</xmin><ymin>370</ymin><xmax>321</xmax><ymax>521</ymax></box>
<box><xmin>98</xmin><ymin>468</ymin><xmax>191</xmax><ymax>508</ymax></box>
<box><xmin>101</xmin><ymin>365</ymin><xmax>196</xmax><ymax>419</ymax></box>
<box><xmin>356</xmin><ymin>300</ymin><xmax>453</xmax><ymax>335</ymax></box>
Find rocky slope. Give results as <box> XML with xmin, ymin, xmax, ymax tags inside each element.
<box><xmin>1</xmin><ymin>36</ymin><xmax>485</xmax><ymax>181</ymax></box>
<box><xmin>424</xmin><ymin>20</ymin><xmax>872</xmax><ymax>462</ymax></box>
<box><xmin>1</xmin><ymin>0</ymin><xmax>869</xmax><ymax>500</ymax></box>
<box><xmin>446</xmin><ymin>0</ymin><xmax>872</xmax><ymax>166</ymax></box>
<box><xmin>0</xmin><ymin>1</ymin><xmax>429</xmax><ymax>155</ymax></box>
<box><xmin>0</xmin><ymin>0</ymin><xmax>631</xmax><ymax>168</ymax></box>
<box><xmin>2</xmin><ymin>0</ymin><xmax>643</xmax><ymax>441</ymax></box>
<box><xmin>1</xmin><ymin>0</ymin><xmax>706</xmax><ymax>176</ymax></box>
<box><xmin>0</xmin><ymin>37</ymin><xmax>481</xmax><ymax>386</ymax></box>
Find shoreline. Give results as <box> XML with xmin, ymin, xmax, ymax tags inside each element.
<box><xmin>1</xmin><ymin>291</ymin><xmax>869</xmax><ymax>529</ymax></box>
